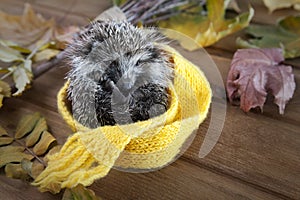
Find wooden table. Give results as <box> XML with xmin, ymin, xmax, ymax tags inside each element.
<box><xmin>0</xmin><ymin>0</ymin><xmax>299</xmax><ymax>199</ymax></box>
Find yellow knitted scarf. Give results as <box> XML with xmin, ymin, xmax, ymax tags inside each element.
<box><xmin>33</xmin><ymin>47</ymin><xmax>212</xmax><ymax>193</ymax></box>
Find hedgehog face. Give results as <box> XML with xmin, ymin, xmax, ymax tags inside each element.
<box><xmin>68</xmin><ymin>20</ymin><xmax>173</xmax><ymax>96</ymax></box>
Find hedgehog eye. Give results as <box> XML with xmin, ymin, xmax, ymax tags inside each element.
<box><xmin>135</xmin><ymin>60</ymin><xmax>141</xmax><ymax>66</ymax></box>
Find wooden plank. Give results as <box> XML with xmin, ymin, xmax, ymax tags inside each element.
<box><xmin>183</xmin><ymin>106</ymin><xmax>300</xmax><ymax>199</ymax></box>
<box><xmin>0</xmin><ymin>176</ymin><xmax>62</xmax><ymax>200</ymax></box>
<box><xmin>91</xmin><ymin>159</ymin><xmax>281</xmax><ymax>200</ymax></box>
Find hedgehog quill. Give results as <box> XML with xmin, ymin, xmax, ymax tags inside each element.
<box><xmin>66</xmin><ymin>21</ymin><xmax>174</xmax><ymax>128</ymax></box>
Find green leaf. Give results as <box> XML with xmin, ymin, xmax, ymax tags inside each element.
<box><xmin>12</xmin><ymin>62</ymin><xmax>33</xmax><ymax>96</ymax></box>
<box><xmin>0</xmin><ymin>43</ymin><xmax>24</xmax><ymax>63</ymax></box>
<box><xmin>0</xmin><ymin>146</ymin><xmax>34</xmax><ymax>167</ymax></box>
<box><xmin>0</xmin><ymin>137</ymin><xmax>14</xmax><ymax>146</ymax></box>
<box><xmin>33</xmin><ymin>131</ymin><xmax>56</xmax><ymax>156</ymax></box>
<box><xmin>20</xmin><ymin>158</ymin><xmax>34</xmax><ymax>178</ymax></box>
<box><xmin>5</xmin><ymin>163</ymin><xmax>31</xmax><ymax>180</ymax></box>
<box><xmin>15</xmin><ymin>112</ymin><xmax>41</xmax><ymax>139</ymax></box>
<box><xmin>25</xmin><ymin>117</ymin><xmax>47</xmax><ymax>147</ymax></box>
<box><xmin>62</xmin><ymin>184</ymin><xmax>102</xmax><ymax>200</ymax></box>
<box><xmin>159</xmin><ymin>0</ymin><xmax>254</xmax><ymax>49</ymax></box>
<box><xmin>237</xmin><ymin>15</ymin><xmax>300</xmax><ymax>58</ymax></box>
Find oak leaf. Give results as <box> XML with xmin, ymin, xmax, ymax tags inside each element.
<box><xmin>227</xmin><ymin>48</ymin><xmax>296</xmax><ymax>114</ymax></box>
<box><xmin>159</xmin><ymin>0</ymin><xmax>254</xmax><ymax>50</ymax></box>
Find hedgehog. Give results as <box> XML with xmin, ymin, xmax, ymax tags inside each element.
<box><xmin>66</xmin><ymin>20</ymin><xmax>173</xmax><ymax>128</ymax></box>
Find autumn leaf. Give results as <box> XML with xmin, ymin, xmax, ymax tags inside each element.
<box><xmin>0</xmin><ymin>3</ymin><xmax>55</xmax><ymax>50</ymax></box>
<box><xmin>227</xmin><ymin>48</ymin><xmax>296</xmax><ymax>114</ymax></box>
<box><xmin>159</xmin><ymin>0</ymin><xmax>254</xmax><ymax>50</ymax></box>
<box><xmin>15</xmin><ymin>112</ymin><xmax>41</xmax><ymax>139</ymax></box>
<box><xmin>5</xmin><ymin>163</ymin><xmax>31</xmax><ymax>180</ymax></box>
<box><xmin>0</xmin><ymin>146</ymin><xmax>34</xmax><ymax>168</ymax></box>
<box><xmin>62</xmin><ymin>184</ymin><xmax>102</xmax><ymax>200</ymax></box>
<box><xmin>0</xmin><ymin>112</ymin><xmax>58</xmax><ymax>181</ymax></box>
<box><xmin>11</xmin><ymin>62</ymin><xmax>33</xmax><ymax>96</ymax></box>
<box><xmin>237</xmin><ymin>15</ymin><xmax>300</xmax><ymax>59</ymax></box>
<box><xmin>0</xmin><ymin>125</ymin><xmax>8</xmax><ymax>136</ymax></box>
<box><xmin>0</xmin><ymin>43</ymin><xmax>24</xmax><ymax>62</ymax></box>
<box><xmin>25</xmin><ymin>117</ymin><xmax>47</xmax><ymax>147</ymax></box>
<box><xmin>33</xmin><ymin>131</ymin><xmax>56</xmax><ymax>156</ymax></box>
<box><xmin>0</xmin><ymin>80</ymin><xmax>11</xmax><ymax>108</ymax></box>
<box><xmin>33</xmin><ymin>48</ymin><xmax>61</xmax><ymax>62</ymax></box>
<box><xmin>262</xmin><ymin>0</ymin><xmax>300</xmax><ymax>12</ymax></box>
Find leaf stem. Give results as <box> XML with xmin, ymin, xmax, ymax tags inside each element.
<box><xmin>15</xmin><ymin>139</ymin><xmax>47</xmax><ymax>167</ymax></box>
<box><xmin>1</xmin><ymin>70</ymin><xmax>14</xmax><ymax>80</ymax></box>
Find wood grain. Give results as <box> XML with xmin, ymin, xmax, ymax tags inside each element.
<box><xmin>0</xmin><ymin>0</ymin><xmax>299</xmax><ymax>200</ymax></box>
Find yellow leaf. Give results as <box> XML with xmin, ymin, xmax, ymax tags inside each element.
<box><xmin>31</xmin><ymin>160</ymin><xmax>45</xmax><ymax>179</ymax></box>
<box><xmin>0</xmin><ymin>125</ymin><xmax>8</xmax><ymax>136</ymax></box>
<box><xmin>15</xmin><ymin>112</ymin><xmax>41</xmax><ymax>139</ymax></box>
<box><xmin>0</xmin><ymin>3</ymin><xmax>56</xmax><ymax>50</ymax></box>
<box><xmin>0</xmin><ymin>137</ymin><xmax>14</xmax><ymax>146</ymax></box>
<box><xmin>12</xmin><ymin>62</ymin><xmax>33</xmax><ymax>96</ymax></box>
<box><xmin>62</xmin><ymin>184</ymin><xmax>102</xmax><ymax>200</ymax></box>
<box><xmin>5</xmin><ymin>163</ymin><xmax>31</xmax><ymax>180</ymax></box>
<box><xmin>25</xmin><ymin>117</ymin><xmax>47</xmax><ymax>147</ymax></box>
<box><xmin>0</xmin><ymin>146</ymin><xmax>34</xmax><ymax>167</ymax></box>
<box><xmin>159</xmin><ymin>0</ymin><xmax>254</xmax><ymax>49</ymax></box>
<box><xmin>0</xmin><ymin>80</ymin><xmax>11</xmax><ymax>108</ymax></box>
<box><xmin>262</xmin><ymin>0</ymin><xmax>300</xmax><ymax>12</ymax></box>
<box><xmin>33</xmin><ymin>131</ymin><xmax>56</xmax><ymax>156</ymax></box>
<box><xmin>0</xmin><ymin>43</ymin><xmax>24</xmax><ymax>63</ymax></box>
<box><xmin>33</xmin><ymin>48</ymin><xmax>60</xmax><ymax>62</ymax></box>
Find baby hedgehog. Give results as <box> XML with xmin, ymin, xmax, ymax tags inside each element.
<box><xmin>66</xmin><ymin>20</ymin><xmax>174</xmax><ymax>128</ymax></box>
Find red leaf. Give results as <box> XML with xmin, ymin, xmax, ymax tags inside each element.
<box><xmin>227</xmin><ymin>48</ymin><xmax>296</xmax><ymax>114</ymax></box>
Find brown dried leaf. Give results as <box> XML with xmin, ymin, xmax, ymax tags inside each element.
<box><xmin>0</xmin><ymin>3</ymin><xmax>55</xmax><ymax>50</ymax></box>
<box><xmin>31</xmin><ymin>160</ymin><xmax>45</xmax><ymax>179</ymax></box>
<box><xmin>62</xmin><ymin>184</ymin><xmax>102</xmax><ymax>200</ymax></box>
<box><xmin>0</xmin><ymin>137</ymin><xmax>14</xmax><ymax>146</ymax></box>
<box><xmin>44</xmin><ymin>145</ymin><xmax>62</xmax><ymax>164</ymax></box>
<box><xmin>0</xmin><ymin>146</ymin><xmax>33</xmax><ymax>167</ymax></box>
<box><xmin>0</xmin><ymin>80</ymin><xmax>11</xmax><ymax>108</ymax></box>
<box><xmin>227</xmin><ymin>48</ymin><xmax>296</xmax><ymax>114</ymax></box>
<box><xmin>25</xmin><ymin>117</ymin><xmax>47</xmax><ymax>147</ymax></box>
<box><xmin>33</xmin><ymin>131</ymin><xmax>56</xmax><ymax>156</ymax></box>
<box><xmin>0</xmin><ymin>125</ymin><xmax>8</xmax><ymax>136</ymax></box>
<box><xmin>5</xmin><ymin>163</ymin><xmax>31</xmax><ymax>180</ymax></box>
<box><xmin>15</xmin><ymin>112</ymin><xmax>40</xmax><ymax>139</ymax></box>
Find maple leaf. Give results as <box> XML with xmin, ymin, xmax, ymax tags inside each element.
<box><xmin>227</xmin><ymin>48</ymin><xmax>296</xmax><ymax>114</ymax></box>
<box><xmin>159</xmin><ymin>0</ymin><xmax>254</xmax><ymax>50</ymax></box>
<box><xmin>0</xmin><ymin>3</ymin><xmax>55</xmax><ymax>51</ymax></box>
<box><xmin>237</xmin><ymin>15</ymin><xmax>300</xmax><ymax>59</ymax></box>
